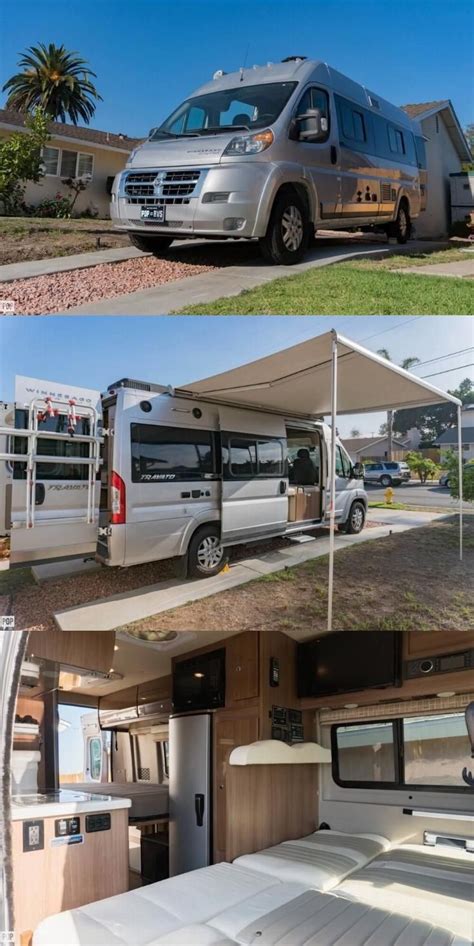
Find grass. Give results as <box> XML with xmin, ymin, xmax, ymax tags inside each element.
<box><xmin>116</xmin><ymin>516</ymin><xmax>474</xmax><ymax>634</ymax></box>
<box><xmin>174</xmin><ymin>262</ymin><xmax>473</xmax><ymax>315</ymax></box>
<box><xmin>348</xmin><ymin>247</ymin><xmax>471</xmax><ymax>271</ymax></box>
<box><xmin>368</xmin><ymin>501</ymin><xmax>407</xmax><ymax>510</ymax></box>
<box><xmin>0</xmin><ymin>215</ymin><xmax>129</xmax><ymax>265</ymax></box>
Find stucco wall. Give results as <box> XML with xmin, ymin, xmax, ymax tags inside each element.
<box><xmin>416</xmin><ymin>113</ymin><xmax>463</xmax><ymax>238</ymax></box>
<box><xmin>0</xmin><ymin>130</ymin><xmax>129</xmax><ymax>217</ymax></box>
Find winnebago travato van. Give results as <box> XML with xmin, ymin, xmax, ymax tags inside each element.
<box><xmin>96</xmin><ymin>378</ymin><xmax>367</xmax><ymax>576</ymax></box>
<box><xmin>111</xmin><ymin>56</ymin><xmax>427</xmax><ymax>264</ymax></box>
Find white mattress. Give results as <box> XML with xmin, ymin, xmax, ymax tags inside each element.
<box><xmin>64</xmin><ymin>782</ymin><xmax>169</xmax><ymax>820</ymax></box>
<box><xmin>336</xmin><ymin>842</ymin><xmax>474</xmax><ymax>941</ymax></box>
<box><xmin>233</xmin><ymin>829</ymin><xmax>391</xmax><ymax>891</ymax></box>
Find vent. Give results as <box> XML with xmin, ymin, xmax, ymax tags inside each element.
<box><xmin>381</xmin><ymin>184</ymin><xmax>392</xmax><ymax>202</ymax></box>
<box><xmin>138</xmin><ymin>767</ymin><xmax>150</xmax><ymax>781</ymax></box>
<box><xmin>107</xmin><ymin>378</ymin><xmax>165</xmax><ymax>393</ymax></box>
<box><xmin>368</xmin><ymin>95</ymin><xmax>381</xmax><ymax>109</ymax></box>
<box><xmin>281</xmin><ymin>55</ymin><xmax>307</xmax><ymax>62</ymax></box>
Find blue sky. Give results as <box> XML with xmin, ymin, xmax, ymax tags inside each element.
<box><xmin>1</xmin><ymin>0</ymin><xmax>472</xmax><ymax>137</ymax></box>
<box><xmin>1</xmin><ymin>316</ymin><xmax>472</xmax><ymax>436</ymax></box>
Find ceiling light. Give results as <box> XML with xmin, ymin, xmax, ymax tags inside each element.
<box><xmin>344</xmin><ymin>703</ymin><xmax>359</xmax><ymax>709</ymax></box>
<box><xmin>194</xmin><ymin>672</ymin><xmax>205</xmax><ymax>679</ymax></box>
<box><xmin>114</xmin><ymin>645</ymin><xmax>119</xmax><ymax>651</ymax></box>
<box><xmin>437</xmin><ymin>691</ymin><xmax>456</xmax><ymax>698</ymax></box>
<box><xmin>124</xmin><ymin>630</ymin><xmax>179</xmax><ymax>643</ymax></box>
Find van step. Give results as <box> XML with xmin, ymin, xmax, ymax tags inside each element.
<box><xmin>32</xmin><ymin>558</ymin><xmax>101</xmax><ymax>584</ymax></box>
<box><xmin>287</xmin><ymin>534</ymin><xmax>318</xmax><ymax>544</ymax></box>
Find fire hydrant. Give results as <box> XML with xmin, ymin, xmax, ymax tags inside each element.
<box><xmin>384</xmin><ymin>486</ymin><xmax>394</xmax><ymax>504</ymax></box>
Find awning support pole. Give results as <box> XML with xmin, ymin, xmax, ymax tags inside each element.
<box><xmin>327</xmin><ymin>335</ymin><xmax>338</xmax><ymax>632</ymax></box>
<box><xmin>458</xmin><ymin>404</ymin><xmax>463</xmax><ymax>561</ymax></box>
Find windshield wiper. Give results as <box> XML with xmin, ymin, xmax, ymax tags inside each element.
<box><xmin>204</xmin><ymin>124</ymin><xmax>250</xmax><ymax>134</ymax></box>
<box><xmin>152</xmin><ymin>130</ymin><xmax>201</xmax><ymax>140</ymax></box>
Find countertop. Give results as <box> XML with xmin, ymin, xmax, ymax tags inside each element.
<box><xmin>10</xmin><ymin>789</ymin><xmax>132</xmax><ymax>820</ymax></box>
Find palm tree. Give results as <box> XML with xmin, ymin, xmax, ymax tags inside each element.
<box><xmin>377</xmin><ymin>349</ymin><xmax>420</xmax><ymax>459</ymax></box>
<box><xmin>2</xmin><ymin>44</ymin><xmax>102</xmax><ymax>125</ymax></box>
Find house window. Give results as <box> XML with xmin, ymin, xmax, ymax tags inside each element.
<box><xmin>42</xmin><ymin>146</ymin><xmax>60</xmax><ymax>175</ymax></box>
<box><xmin>43</xmin><ymin>146</ymin><xmax>94</xmax><ymax>179</ymax></box>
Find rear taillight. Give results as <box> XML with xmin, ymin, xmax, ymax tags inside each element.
<box><xmin>110</xmin><ymin>470</ymin><xmax>126</xmax><ymax>525</ymax></box>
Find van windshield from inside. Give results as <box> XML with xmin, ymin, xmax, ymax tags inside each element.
<box><xmin>151</xmin><ymin>82</ymin><xmax>297</xmax><ymax>139</ymax></box>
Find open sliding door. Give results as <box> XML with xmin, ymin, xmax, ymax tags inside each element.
<box><xmin>218</xmin><ymin>405</ymin><xmax>288</xmax><ymax>545</ymax></box>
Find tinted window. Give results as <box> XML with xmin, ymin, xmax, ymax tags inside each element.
<box><xmin>257</xmin><ymin>439</ymin><xmax>284</xmax><ymax>475</ymax></box>
<box><xmin>335</xmin><ymin>445</ymin><xmax>352</xmax><ymax>478</ymax></box>
<box><xmin>131</xmin><ymin>424</ymin><xmax>215</xmax><ymax>482</ymax></box>
<box><xmin>229</xmin><ymin>438</ymin><xmax>257</xmax><ymax>476</ymax></box>
<box><xmin>384</xmin><ymin>463</ymin><xmax>399</xmax><ymax>470</ymax></box>
<box><xmin>153</xmin><ymin>82</ymin><xmax>297</xmax><ymax>138</ymax></box>
<box><xmin>339</xmin><ymin>100</ymin><xmax>366</xmax><ymax>142</ymax></box>
<box><xmin>12</xmin><ymin>409</ymin><xmax>92</xmax><ymax>481</ymax></box>
<box><xmin>223</xmin><ymin>434</ymin><xmax>284</xmax><ymax>478</ymax></box>
<box><xmin>388</xmin><ymin>125</ymin><xmax>405</xmax><ymax>154</ymax></box>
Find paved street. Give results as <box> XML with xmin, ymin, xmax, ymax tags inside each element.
<box><xmin>365</xmin><ymin>480</ymin><xmax>471</xmax><ymax>511</ymax></box>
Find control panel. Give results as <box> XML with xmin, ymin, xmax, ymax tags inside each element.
<box><xmin>271</xmin><ymin>705</ymin><xmax>304</xmax><ymax>742</ymax></box>
<box><xmin>55</xmin><ymin>816</ymin><xmax>81</xmax><ymax>837</ymax></box>
<box><xmin>86</xmin><ymin>812</ymin><xmax>111</xmax><ymax>832</ymax></box>
<box><xmin>405</xmin><ymin>648</ymin><xmax>474</xmax><ymax>679</ymax></box>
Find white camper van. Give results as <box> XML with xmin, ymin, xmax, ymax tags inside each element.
<box><xmin>111</xmin><ymin>57</ymin><xmax>427</xmax><ymax>264</ymax></box>
<box><xmin>2</xmin><ymin>627</ymin><xmax>473</xmax><ymax>946</ymax></box>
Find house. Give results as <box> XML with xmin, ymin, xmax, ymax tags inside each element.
<box><xmin>401</xmin><ymin>101</ymin><xmax>472</xmax><ymax>238</ymax></box>
<box><xmin>342</xmin><ymin>436</ymin><xmax>409</xmax><ymax>463</ymax></box>
<box><xmin>449</xmin><ymin>170</ymin><xmax>474</xmax><ymax>226</ymax></box>
<box><xmin>435</xmin><ymin>404</ymin><xmax>474</xmax><ymax>462</ymax></box>
<box><xmin>0</xmin><ymin>109</ymin><xmax>143</xmax><ymax>218</ymax></box>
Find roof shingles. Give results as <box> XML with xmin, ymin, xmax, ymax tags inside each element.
<box><xmin>0</xmin><ymin>108</ymin><xmax>143</xmax><ymax>151</ymax></box>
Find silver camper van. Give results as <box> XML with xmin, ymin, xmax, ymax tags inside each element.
<box><xmin>0</xmin><ymin>378</ymin><xmax>102</xmax><ymax>563</ymax></box>
<box><xmin>111</xmin><ymin>56</ymin><xmax>427</xmax><ymax>264</ymax></box>
<box><xmin>96</xmin><ymin>379</ymin><xmax>367</xmax><ymax>576</ymax></box>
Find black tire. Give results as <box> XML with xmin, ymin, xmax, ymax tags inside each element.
<box><xmin>187</xmin><ymin>525</ymin><xmax>226</xmax><ymax>579</ymax></box>
<box><xmin>388</xmin><ymin>200</ymin><xmax>411</xmax><ymax>244</ymax></box>
<box><xmin>259</xmin><ymin>189</ymin><xmax>311</xmax><ymax>265</ymax></box>
<box><xmin>445</xmin><ymin>478</ymin><xmax>451</xmax><ymax>489</ymax></box>
<box><xmin>380</xmin><ymin>474</ymin><xmax>392</xmax><ymax>487</ymax></box>
<box><xmin>339</xmin><ymin>501</ymin><xmax>366</xmax><ymax>535</ymax></box>
<box><xmin>129</xmin><ymin>233</ymin><xmax>173</xmax><ymax>255</ymax></box>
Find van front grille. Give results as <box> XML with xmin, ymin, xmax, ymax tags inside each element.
<box><xmin>124</xmin><ymin>169</ymin><xmax>202</xmax><ymax>202</ymax></box>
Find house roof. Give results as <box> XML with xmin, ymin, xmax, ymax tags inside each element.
<box><xmin>342</xmin><ymin>436</ymin><xmax>408</xmax><ymax>454</ymax></box>
<box><xmin>401</xmin><ymin>100</ymin><xmax>472</xmax><ymax>163</ymax></box>
<box><xmin>0</xmin><ymin>108</ymin><xmax>143</xmax><ymax>153</ymax></box>
<box><xmin>436</xmin><ymin>426</ymin><xmax>474</xmax><ymax>445</ymax></box>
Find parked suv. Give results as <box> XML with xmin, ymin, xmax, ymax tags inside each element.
<box><xmin>363</xmin><ymin>461</ymin><xmax>411</xmax><ymax>487</ymax></box>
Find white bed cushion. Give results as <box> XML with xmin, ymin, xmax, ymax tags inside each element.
<box><xmin>233</xmin><ymin>887</ymin><xmax>472</xmax><ymax>946</ymax></box>
<box><xmin>209</xmin><ymin>883</ymin><xmax>309</xmax><ymax>939</ymax></box>
<box><xmin>233</xmin><ymin>830</ymin><xmax>391</xmax><ymax>891</ymax></box>
<box><xmin>336</xmin><ymin>842</ymin><xmax>474</xmax><ymax>941</ymax></box>
<box><xmin>33</xmin><ymin>864</ymin><xmax>280</xmax><ymax>946</ymax></box>
<box><xmin>149</xmin><ymin>925</ymin><xmax>236</xmax><ymax>945</ymax></box>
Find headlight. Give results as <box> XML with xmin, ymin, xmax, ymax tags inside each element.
<box><xmin>223</xmin><ymin>129</ymin><xmax>274</xmax><ymax>156</ymax></box>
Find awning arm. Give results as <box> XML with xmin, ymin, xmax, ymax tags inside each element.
<box><xmin>327</xmin><ymin>333</ymin><xmax>338</xmax><ymax>632</ymax></box>
<box><xmin>458</xmin><ymin>404</ymin><xmax>463</xmax><ymax>561</ymax></box>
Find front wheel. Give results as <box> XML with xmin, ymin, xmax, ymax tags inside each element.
<box><xmin>339</xmin><ymin>501</ymin><xmax>366</xmax><ymax>535</ymax></box>
<box><xmin>259</xmin><ymin>190</ymin><xmax>310</xmax><ymax>265</ymax></box>
<box><xmin>388</xmin><ymin>202</ymin><xmax>411</xmax><ymax>244</ymax></box>
<box><xmin>187</xmin><ymin>526</ymin><xmax>225</xmax><ymax>578</ymax></box>
<box><xmin>129</xmin><ymin>233</ymin><xmax>173</xmax><ymax>255</ymax></box>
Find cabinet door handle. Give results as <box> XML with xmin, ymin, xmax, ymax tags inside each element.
<box><xmin>195</xmin><ymin>793</ymin><xmax>205</xmax><ymax>827</ymax></box>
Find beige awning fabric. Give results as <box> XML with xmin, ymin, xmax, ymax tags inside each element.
<box><xmin>178</xmin><ymin>330</ymin><xmax>461</xmax><ymax>416</ymax></box>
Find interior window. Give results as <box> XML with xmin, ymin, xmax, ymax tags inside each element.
<box><xmin>403</xmin><ymin>713</ymin><xmax>470</xmax><ymax>788</ymax></box>
<box><xmin>161</xmin><ymin>741</ymin><xmax>170</xmax><ymax>780</ymax></box>
<box><xmin>89</xmin><ymin>737</ymin><xmax>103</xmax><ymax>780</ymax></box>
<box><xmin>335</xmin><ymin>722</ymin><xmax>397</xmax><ymax>783</ymax></box>
<box><xmin>131</xmin><ymin>424</ymin><xmax>215</xmax><ymax>481</ymax></box>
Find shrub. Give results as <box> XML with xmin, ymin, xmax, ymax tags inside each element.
<box><xmin>405</xmin><ymin>451</ymin><xmax>441</xmax><ymax>483</ymax></box>
<box><xmin>0</xmin><ymin>107</ymin><xmax>50</xmax><ymax>214</ymax></box>
<box><xmin>34</xmin><ymin>192</ymin><xmax>73</xmax><ymax>218</ymax></box>
<box><xmin>443</xmin><ymin>449</ymin><xmax>474</xmax><ymax>502</ymax></box>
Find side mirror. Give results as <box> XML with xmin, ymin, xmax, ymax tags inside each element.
<box><xmin>352</xmin><ymin>462</ymin><xmax>364</xmax><ymax>479</ymax></box>
<box><xmin>148</xmin><ymin>127</ymin><xmax>158</xmax><ymax>138</ymax></box>
<box><xmin>296</xmin><ymin>108</ymin><xmax>327</xmax><ymax>142</ymax></box>
<box><xmin>462</xmin><ymin>701</ymin><xmax>474</xmax><ymax>786</ymax></box>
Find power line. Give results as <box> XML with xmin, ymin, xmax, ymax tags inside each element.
<box><xmin>420</xmin><ymin>364</ymin><xmax>474</xmax><ymax>379</ymax></box>
<box><xmin>413</xmin><ymin>347</ymin><xmax>474</xmax><ymax>369</ymax></box>
<box><xmin>360</xmin><ymin>316</ymin><xmax>424</xmax><ymax>343</ymax></box>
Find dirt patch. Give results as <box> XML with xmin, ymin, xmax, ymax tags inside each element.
<box><xmin>117</xmin><ymin>518</ymin><xmax>474</xmax><ymax>633</ymax></box>
<box><xmin>0</xmin><ymin>217</ymin><xmax>126</xmax><ymax>265</ymax></box>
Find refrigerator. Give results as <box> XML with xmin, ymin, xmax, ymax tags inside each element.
<box><xmin>169</xmin><ymin>713</ymin><xmax>212</xmax><ymax>876</ymax></box>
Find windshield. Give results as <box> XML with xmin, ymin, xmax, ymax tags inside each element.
<box><xmin>151</xmin><ymin>82</ymin><xmax>297</xmax><ymax>139</ymax></box>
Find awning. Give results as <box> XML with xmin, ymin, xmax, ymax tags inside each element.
<box><xmin>178</xmin><ymin>330</ymin><xmax>463</xmax><ymax>632</ymax></box>
<box><xmin>178</xmin><ymin>330</ymin><xmax>461</xmax><ymax>416</ymax></box>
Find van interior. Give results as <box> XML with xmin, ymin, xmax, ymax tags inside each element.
<box><xmin>10</xmin><ymin>628</ymin><xmax>474</xmax><ymax>946</ymax></box>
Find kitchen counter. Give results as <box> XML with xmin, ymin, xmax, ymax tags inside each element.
<box><xmin>11</xmin><ymin>789</ymin><xmax>132</xmax><ymax>820</ymax></box>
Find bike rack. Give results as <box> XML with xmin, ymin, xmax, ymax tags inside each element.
<box><xmin>0</xmin><ymin>395</ymin><xmax>103</xmax><ymax>530</ymax></box>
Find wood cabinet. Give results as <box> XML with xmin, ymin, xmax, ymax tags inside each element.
<box><xmin>213</xmin><ymin>706</ymin><xmax>259</xmax><ymax>863</ymax></box>
<box><xmin>226</xmin><ymin>631</ymin><xmax>259</xmax><ymax>705</ymax></box>
<box><xmin>27</xmin><ymin>631</ymin><xmax>116</xmax><ymax>675</ymax></box>
<box><xmin>404</xmin><ymin>631</ymin><xmax>474</xmax><ymax>659</ymax></box>
<box><xmin>137</xmin><ymin>675</ymin><xmax>172</xmax><ymax>715</ymax></box>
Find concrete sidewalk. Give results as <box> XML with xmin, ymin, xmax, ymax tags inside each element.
<box><xmin>54</xmin><ymin>509</ymin><xmax>444</xmax><ymax>631</ymax></box>
<box><xmin>393</xmin><ymin>256</ymin><xmax>474</xmax><ymax>278</ymax></box>
<box><xmin>63</xmin><ymin>239</ymin><xmax>450</xmax><ymax>315</ymax></box>
<box><xmin>0</xmin><ymin>246</ymin><xmax>144</xmax><ymax>283</ymax></box>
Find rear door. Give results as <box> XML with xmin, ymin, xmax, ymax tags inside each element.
<box><xmin>219</xmin><ymin>406</ymin><xmax>288</xmax><ymax>545</ymax></box>
<box><xmin>8</xmin><ymin>376</ymin><xmax>101</xmax><ymax>564</ymax></box>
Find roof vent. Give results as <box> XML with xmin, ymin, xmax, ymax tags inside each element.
<box><xmin>213</xmin><ymin>69</ymin><xmax>227</xmax><ymax>80</ymax></box>
<box><xmin>281</xmin><ymin>56</ymin><xmax>307</xmax><ymax>63</ymax></box>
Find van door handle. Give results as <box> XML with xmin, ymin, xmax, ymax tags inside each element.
<box><xmin>330</xmin><ymin>145</ymin><xmax>337</xmax><ymax>165</ymax></box>
<box><xmin>279</xmin><ymin>480</ymin><xmax>287</xmax><ymax>495</ymax></box>
<box><xmin>35</xmin><ymin>483</ymin><xmax>45</xmax><ymax>505</ymax></box>
<box><xmin>195</xmin><ymin>793</ymin><xmax>205</xmax><ymax>827</ymax></box>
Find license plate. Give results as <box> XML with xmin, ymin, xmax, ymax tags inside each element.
<box><xmin>140</xmin><ymin>206</ymin><xmax>166</xmax><ymax>223</ymax></box>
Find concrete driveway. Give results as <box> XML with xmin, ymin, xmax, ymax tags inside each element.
<box><xmin>365</xmin><ymin>480</ymin><xmax>471</xmax><ymax>511</ymax></box>
<box><xmin>63</xmin><ymin>235</ymin><xmax>449</xmax><ymax>315</ymax></box>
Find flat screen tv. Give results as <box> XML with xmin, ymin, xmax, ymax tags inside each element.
<box><xmin>297</xmin><ymin>631</ymin><xmax>401</xmax><ymax>697</ymax></box>
<box><xmin>173</xmin><ymin>648</ymin><xmax>225</xmax><ymax>712</ymax></box>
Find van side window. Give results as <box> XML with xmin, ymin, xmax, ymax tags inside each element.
<box><xmin>12</xmin><ymin>408</ymin><xmax>92</xmax><ymax>481</ymax></box>
<box><xmin>338</xmin><ymin>99</ymin><xmax>366</xmax><ymax>143</ymax></box>
<box><xmin>295</xmin><ymin>87</ymin><xmax>330</xmax><ymax>141</ymax></box>
<box><xmin>388</xmin><ymin>125</ymin><xmax>405</xmax><ymax>154</ymax></box>
<box><xmin>335</xmin><ymin>445</ymin><xmax>352</xmax><ymax>478</ymax></box>
<box><xmin>131</xmin><ymin>424</ymin><xmax>216</xmax><ymax>482</ymax></box>
<box><xmin>222</xmin><ymin>434</ymin><xmax>284</xmax><ymax>479</ymax></box>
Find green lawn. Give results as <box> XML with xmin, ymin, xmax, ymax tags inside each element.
<box><xmin>174</xmin><ymin>263</ymin><xmax>473</xmax><ymax>315</ymax></box>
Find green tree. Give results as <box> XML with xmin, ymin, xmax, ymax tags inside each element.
<box><xmin>376</xmin><ymin>350</ymin><xmax>420</xmax><ymax>459</ymax></box>
<box><xmin>349</xmin><ymin>428</ymin><xmax>361</xmax><ymax>437</ymax></box>
<box><xmin>2</xmin><ymin>43</ymin><xmax>102</xmax><ymax>125</ymax></box>
<box><xmin>443</xmin><ymin>449</ymin><xmax>474</xmax><ymax>503</ymax></box>
<box><xmin>0</xmin><ymin>107</ymin><xmax>50</xmax><ymax>214</ymax></box>
<box><xmin>393</xmin><ymin>379</ymin><xmax>474</xmax><ymax>443</ymax></box>
<box><xmin>464</xmin><ymin>123</ymin><xmax>474</xmax><ymax>159</ymax></box>
<box><xmin>405</xmin><ymin>451</ymin><xmax>440</xmax><ymax>484</ymax></box>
